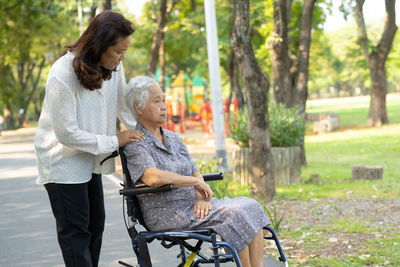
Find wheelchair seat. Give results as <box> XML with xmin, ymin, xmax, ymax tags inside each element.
<box><xmin>113</xmin><ymin>147</ymin><xmax>287</xmax><ymax>267</ymax></box>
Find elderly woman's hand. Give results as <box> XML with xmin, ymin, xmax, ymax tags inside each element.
<box><xmin>117</xmin><ymin>130</ymin><xmax>144</xmax><ymax>146</ymax></box>
<box><xmin>194</xmin><ymin>181</ymin><xmax>213</xmax><ymax>201</ymax></box>
<box><xmin>194</xmin><ymin>200</ymin><xmax>212</xmax><ymax>219</ymax></box>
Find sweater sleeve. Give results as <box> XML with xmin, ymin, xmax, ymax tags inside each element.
<box><xmin>46</xmin><ymin>76</ymin><xmax>119</xmax><ymax>155</ymax></box>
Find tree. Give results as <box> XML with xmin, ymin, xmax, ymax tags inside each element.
<box><xmin>0</xmin><ymin>0</ymin><xmax>70</xmax><ymax>129</ymax></box>
<box><xmin>354</xmin><ymin>0</ymin><xmax>397</xmax><ymax>126</ymax></box>
<box><xmin>295</xmin><ymin>0</ymin><xmax>316</xmax><ymax>115</ymax></box>
<box><xmin>269</xmin><ymin>0</ymin><xmax>293</xmax><ymax>106</ymax></box>
<box><xmin>103</xmin><ymin>0</ymin><xmax>111</xmax><ymax>10</ymax></box>
<box><xmin>266</xmin><ymin>0</ymin><xmax>318</xmax><ymax>165</ymax></box>
<box><xmin>232</xmin><ymin>0</ymin><xmax>276</xmax><ymax>200</ymax></box>
<box><xmin>147</xmin><ymin>0</ymin><xmax>180</xmax><ymax>75</ymax></box>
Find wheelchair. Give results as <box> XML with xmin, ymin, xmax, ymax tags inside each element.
<box><xmin>112</xmin><ymin>147</ymin><xmax>287</xmax><ymax>267</ymax></box>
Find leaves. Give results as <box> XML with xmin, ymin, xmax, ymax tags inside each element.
<box><xmin>228</xmin><ymin>103</ymin><xmax>306</xmax><ymax>147</ymax></box>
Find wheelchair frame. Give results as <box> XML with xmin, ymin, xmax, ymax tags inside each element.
<box><xmin>114</xmin><ymin>147</ymin><xmax>287</xmax><ymax>267</ymax></box>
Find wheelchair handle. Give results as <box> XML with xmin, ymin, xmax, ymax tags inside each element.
<box><xmin>203</xmin><ymin>172</ymin><xmax>223</xmax><ymax>181</ymax></box>
<box><xmin>120</xmin><ymin>184</ymin><xmax>173</xmax><ymax>196</ymax></box>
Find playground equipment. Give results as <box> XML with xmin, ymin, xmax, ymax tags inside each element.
<box><xmin>158</xmin><ymin>70</ymin><xmax>240</xmax><ymax>136</ymax></box>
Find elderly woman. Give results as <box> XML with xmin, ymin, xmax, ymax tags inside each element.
<box><xmin>124</xmin><ymin>76</ymin><xmax>269</xmax><ymax>267</ymax></box>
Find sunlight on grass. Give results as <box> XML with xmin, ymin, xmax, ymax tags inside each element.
<box><xmin>307</xmin><ymin>93</ymin><xmax>400</xmax><ymax>126</ymax></box>
<box><xmin>277</xmin><ymin>105</ymin><xmax>400</xmax><ymax>200</ymax></box>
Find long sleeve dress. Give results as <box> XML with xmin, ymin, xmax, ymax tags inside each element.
<box><xmin>124</xmin><ymin>123</ymin><xmax>269</xmax><ymax>252</ymax></box>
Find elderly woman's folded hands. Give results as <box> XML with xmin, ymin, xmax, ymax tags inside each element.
<box><xmin>194</xmin><ymin>199</ymin><xmax>212</xmax><ymax>219</ymax></box>
<box><xmin>194</xmin><ymin>180</ymin><xmax>213</xmax><ymax>201</ymax></box>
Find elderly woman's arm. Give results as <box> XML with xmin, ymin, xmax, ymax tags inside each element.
<box><xmin>141</xmin><ymin>167</ymin><xmax>213</xmax><ymax>201</ymax></box>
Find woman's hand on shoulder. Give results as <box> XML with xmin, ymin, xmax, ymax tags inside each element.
<box><xmin>117</xmin><ymin>130</ymin><xmax>144</xmax><ymax>147</ymax></box>
<box><xmin>194</xmin><ymin>200</ymin><xmax>212</xmax><ymax>219</ymax></box>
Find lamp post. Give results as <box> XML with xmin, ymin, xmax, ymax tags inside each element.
<box><xmin>78</xmin><ymin>0</ymin><xmax>83</xmax><ymax>35</ymax></box>
<box><xmin>204</xmin><ymin>0</ymin><xmax>227</xmax><ymax>170</ymax></box>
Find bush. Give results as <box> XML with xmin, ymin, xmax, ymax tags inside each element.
<box><xmin>228</xmin><ymin>103</ymin><xmax>306</xmax><ymax>147</ymax></box>
<box><xmin>195</xmin><ymin>158</ymin><xmax>251</xmax><ymax>199</ymax></box>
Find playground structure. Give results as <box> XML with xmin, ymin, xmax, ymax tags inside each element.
<box><xmin>158</xmin><ymin>70</ymin><xmax>239</xmax><ymax>135</ymax></box>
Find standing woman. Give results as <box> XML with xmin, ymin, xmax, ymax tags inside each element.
<box><xmin>34</xmin><ymin>11</ymin><xmax>143</xmax><ymax>267</ymax></box>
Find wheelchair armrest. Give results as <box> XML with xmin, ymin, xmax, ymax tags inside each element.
<box><xmin>120</xmin><ymin>184</ymin><xmax>173</xmax><ymax>196</ymax></box>
<box><xmin>203</xmin><ymin>172</ymin><xmax>223</xmax><ymax>181</ymax></box>
<box><xmin>119</xmin><ymin>172</ymin><xmax>222</xmax><ymax>196</ymax></box>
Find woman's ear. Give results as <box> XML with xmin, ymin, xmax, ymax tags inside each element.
<box><xmin>134</xmin><ymin>102</ymin><xmax>143</xmax><ymax>116</ymax></box>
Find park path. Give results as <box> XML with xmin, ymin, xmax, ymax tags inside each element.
<box><xmin>0</xmin><ymin>127</ymin><xmax>283</xmax><ymax>267</ymax></box>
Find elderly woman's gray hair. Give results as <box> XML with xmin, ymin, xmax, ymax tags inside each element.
<box><xmin>126</xmin><ymin>76</ymin><xmax>160</xmax><ymax>120</ymax></box>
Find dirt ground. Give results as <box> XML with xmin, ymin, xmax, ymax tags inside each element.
<box><xmin>264</xmin><ymin>197</ymin><xmax>400</xmax><ymax>264</ymax></box>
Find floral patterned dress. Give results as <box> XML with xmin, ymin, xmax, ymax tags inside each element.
<box><xmin>124</xmin><ymin>123</ymin><xmax>269</xmax><ymax>252</ymax></box>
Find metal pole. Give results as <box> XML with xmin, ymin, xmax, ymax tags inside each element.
<box><xmin>204</xmin><ymin>0</ymin><xmax>227</xmax><ymax>169</ymax></box>
<box><xmin>78</xmin><ymin>0</ymin><xmax>83</xmax><ymax>35</ymax></box>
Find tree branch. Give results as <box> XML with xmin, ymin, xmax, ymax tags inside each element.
<box><xmin>1</xmin><ymin>0</ymin><xmax>24</xmax><ymax>11</ymax></box>
<box><xmin>377</xmin><ymin>0</ymin><xmax>398</xmax><ymax>63</ymax></box>
<box><xmin>166</xmin><ymin>0</ymin><xmax>180</xmax><ymax>18</ymax></box>
<box><xmin>354</xmin><ymin>0</ymin><xmax>369</xmax><ymax>64</ymax></box>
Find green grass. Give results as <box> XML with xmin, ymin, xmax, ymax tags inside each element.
<box><xmin>276</xmin><ymin>95</ymin><xmax>400</xmax><ymax>201</ymax></box>
<box><xmin>306</xmin><ymin>93</ymin><xmax>400</xmax><ymax>126</ymax></box>
<box><xmin>273</xmin><ymin>94</ymin><xmax>400</xmax><ymax>265</ymax></box>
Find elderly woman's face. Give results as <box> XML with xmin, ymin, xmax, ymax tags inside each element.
<box><xmin>100</xmin><ymin>35</ymin><xmax>131</xmax><ymax>70</ymax></box>
<box><xmin>138</xmin><ymin>85</ymin><xmax>167</xmax><ymax>125</ymax></box>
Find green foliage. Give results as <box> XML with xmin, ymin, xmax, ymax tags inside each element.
<box><xmin>196</xmin><ymin>157</ymin><xmax>219</xmax><ymax>175</ymax></box>
<box><xmin>0</xmin><ymin>0</ymin><xmax>77</xmax><ymax>128</ymax></box>
<box><xmin>195</xmin><ymin>158</ymin><xmax>251</xmax><ymax>199</ymax></box>
<box><xmin>228</xmin><ymin>108</ymin><xmax>249</xmax><ymax>147</ymax></box>
<box><xmin>269</xmin><ymin>103</ymin><xmax>306</xmax><ymax>147</ymax></box>
<box><xmin>228</xmin><ymin>103</ymin><xmax>306</xmax><ymax>147</ymax></box>
<box><xmin>263</xmin><ymin>204</ymin><xmax>284</xmax><ymax>232</ymax></box>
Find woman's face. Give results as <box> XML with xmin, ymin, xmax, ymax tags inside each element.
<box><xmin>100</xmin><ymin>35</ymin><xmax>131</xmax><ymax>70</ymax></box>
<box><xmin>138</xmin><ymin>85</ymin><xmax>167</xmax><ymax>125</ymax></box>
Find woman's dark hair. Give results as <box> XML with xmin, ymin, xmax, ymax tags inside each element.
<box><xmin>61</xmin><ymin>11</ymin><xmax>134</xmax><ymax>90</ymax></box>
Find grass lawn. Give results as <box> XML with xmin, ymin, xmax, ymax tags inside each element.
<box><xmin>276</xmin><ymin>123</ymin><xmax>400</xmax><ymax>201</ymax></box>
<box><xmin>269</xmin><ymin>93</ymin><xmax>400</xmax><ymax>266</ymax></box>
<box><xmin>306</xmin><ymin>92</ymin><xmax>400</xmax><ymax>127</ymax></box>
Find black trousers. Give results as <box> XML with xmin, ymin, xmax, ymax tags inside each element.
<box><xmin>45</xmin><ymin>174</ymin><xmax>105</xmax><ymax>267</ymax></box>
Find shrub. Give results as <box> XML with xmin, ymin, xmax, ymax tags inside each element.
<box><xmin>195</xmin><ymin>158</ymin><xmax>251</xmax><ymax>199</ymax></box>
<box><xmin>228</xmin><ymin>103</ymin><xmax>306</xmax><ymax>147</ymax></box>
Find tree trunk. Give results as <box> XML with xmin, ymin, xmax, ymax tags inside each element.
<box><xmin>295</xmin><ymin>0</ymin><xmax>316</xmax><ymax>165</ymax></box>
<box><xmin>33</xmin><ymin>99</ymin><xmax>41</xmax><ymax>121</ymax></box>
<box><xmin>148</xmin><ymin>28</ymin><xmax>164</xmax><ymax>75</ymax></box>
<box><xmin>160</xmin><ymin>35</ymin><xmax>166</xmax><ymax>90</ymax></box>
<box><xmin>367</xmin><ymin>54</ymin><xmax>388</xmax><ymax>126</ymax></box>
<box><xmin>295</xmin><ymin>0</ymin><xmax>315</xmax><ymax>115</ymax></box>
<box><xmin>103</xmin><ymin>0</ymin><xmax>111</xmax><ymax>10</ymax></box>
<box><xmin>4</xmin><ymin>106</ymin><xmax>15</xmax><ymax>129</ymax></box>
<box><xmin>269</xmin><ymin>0</ymin><xmax>293</xmax><ymax>107</ymax></box>
<box><xmin>355</xmin><ymin>0</ymin><xmax>397</xmax><ymax>127</ymax></box>
<box><xmin>19</xmin><ymin>57</ymin><xmax>45</xmax><ymax>127</ymax></box>
<box><xmin>225</xmin><ymin>49</ymin><xmax>245</xmax><ymax>109</ymax></box>
<box><xmin>148</xmin><ymin>0</ymin><xmax>179</xmax><ymax>74</ymax></box>
<box><xmin>148</xmin><ymin>0</ymin><xmax>168</xmax><ymax>74</ymax></box>
<box><xmin>232</xmin><ymin>0</ymin><xmax>276</xmax><ymax>201</ymax></box>
<box><xmin>89</xmin><ymin>2</ymin><xmax>97</xmax><ymax>21</ymax></box>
